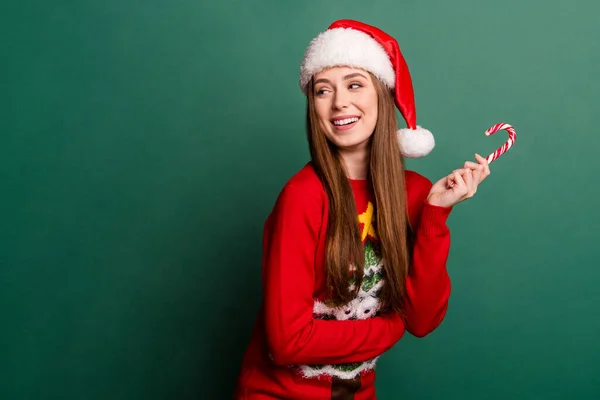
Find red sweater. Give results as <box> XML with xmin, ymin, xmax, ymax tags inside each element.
<box><xmin>235</xmin><ymin>163</ymin><xmax>452</xmax><ymax>399</ymax></box>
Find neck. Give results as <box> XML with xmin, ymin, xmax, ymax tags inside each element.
<box><xmin>339</xmin><ymin>146</ymin><xmax>370</xmax><ymax>180</ymax></box>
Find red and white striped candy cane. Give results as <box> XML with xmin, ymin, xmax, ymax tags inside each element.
<box><xmin>484</xmin><ymin>123</ymin><xmax>516</xmax><ymax>164</ymax></box>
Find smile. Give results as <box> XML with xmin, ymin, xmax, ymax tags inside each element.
<box><xmin>331</xmin><ymin>116</ymin><xmax>360</xmax><ymax>130</ymax></box>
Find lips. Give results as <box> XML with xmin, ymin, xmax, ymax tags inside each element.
<box><xmin>331</xmin><ymin>115</ymin><xmax>360</xmax><ymax>131</ymax></box>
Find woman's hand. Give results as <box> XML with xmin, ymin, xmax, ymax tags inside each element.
<box><xmin>427</xmin><ymin>154</ymin><xmax>491</xmax><ymax>208</ymax></box>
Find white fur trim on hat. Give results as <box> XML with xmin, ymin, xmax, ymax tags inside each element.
<box><xmin>397</xmin><ymin>126</ymin><xmax>435</xmax><ymax>158</ymax></box>
<box><xmin>299</xmin><ymin>27</ymin><xmax>395</xmax><ymax>92</ymax></box>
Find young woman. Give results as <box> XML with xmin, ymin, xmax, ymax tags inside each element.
<box><xmin>235</xmin><ymin>20</ymin><xmax>491</xmax><ymax>400</ymax></box>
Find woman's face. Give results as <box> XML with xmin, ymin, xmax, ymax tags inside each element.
<box><xmin>312</xmin><ymin>66</ymin><xmax>378</xmax><ymax>152</ymax></box>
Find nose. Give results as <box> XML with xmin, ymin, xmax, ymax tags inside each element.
<box><xmin>333</xmin><ymin>89</ymin><xmax>350</xmax><ymax>110</ymax></box>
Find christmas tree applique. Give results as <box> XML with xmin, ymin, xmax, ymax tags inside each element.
<box><xmin>301</xmin><ymin>210</ymin><xmax>387</xmax><ymax>379</ymax></box>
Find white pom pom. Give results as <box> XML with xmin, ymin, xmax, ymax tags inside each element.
<box><xmin>397</xmin><ymin>126</ymin><xmax>435</xmax><ymax>158</ymax></box>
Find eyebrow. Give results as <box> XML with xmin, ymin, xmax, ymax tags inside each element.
<box><xmin>314</xmin><ymin>72</ymin><xmax>368</xmax><ymax>85</ymax></box>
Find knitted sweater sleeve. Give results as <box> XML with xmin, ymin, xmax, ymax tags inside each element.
<box><xmin>403</xmin><ymin>175</ymin><xmax>453</xmax><ymax>337</ymax></box>
<box><xmin>262</xmin><ymin>183</ymin><xmax>405</xmax><ymax>366</ymax></box>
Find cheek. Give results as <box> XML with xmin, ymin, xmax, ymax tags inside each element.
<box><xmin>362</xmin><ymin>101</ymin><xmax>378</xmax><ymax>131</ymax></box>
<box><xmin>314</xmin><ymin>101</ymin><xmax>330</xmax><ymax>120</ymax></box>
<box><xmin>314</xmin><ymin>103</ymin><xmax>332</xmax><ymax>130</ymax></box>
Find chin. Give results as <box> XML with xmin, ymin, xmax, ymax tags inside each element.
<box><xmin>331</xmin><ymin>135</ymin><xmax>371</xmax><ymax>151</ymax></box>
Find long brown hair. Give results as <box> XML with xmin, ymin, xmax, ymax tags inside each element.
<box><xmin>305</xmin><ymin>72</ymin><xmax>412</xmax><ymax>314</ymax></box>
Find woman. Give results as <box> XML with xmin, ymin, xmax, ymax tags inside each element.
<box><xmin>235</xmin><ymin>19</ymin><xmax>490</xmax><ymax>399</ymax></box>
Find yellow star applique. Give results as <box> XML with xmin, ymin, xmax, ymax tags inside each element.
<box><xmin>357</xmin><ymin>201</ymin><xmax>377</xmax><ymax>241</ymax></box>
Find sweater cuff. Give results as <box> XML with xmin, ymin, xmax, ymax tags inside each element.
<box><xmin>418</xmin><ymin>201</ymin><xmax>452</xmax><ymax>236</ymax></box>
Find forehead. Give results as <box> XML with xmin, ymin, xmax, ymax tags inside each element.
<box><xmin>314</xmin><ymin>66</ymin><xmax>371</xmax><ymax>81</ymax></box>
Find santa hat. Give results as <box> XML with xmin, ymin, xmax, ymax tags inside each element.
<box><xmin>299</xmin><ymin>19</ymin><xmax>434</xmax><ymax>158</ymax></box>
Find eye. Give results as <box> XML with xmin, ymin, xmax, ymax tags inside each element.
<box><xmin>315</xmin><ymin>87</ymin><xmax>331</xmax><ymax>96</ymax></box>
<box><xmin>349</xmin><ymin>82</ymin><xmax>363</xmax><ymax>89</ymax></box>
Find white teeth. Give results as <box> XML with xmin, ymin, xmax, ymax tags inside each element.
<box><xmin>333</xmin><ymin>117</ymin><xmax>359</xmax><ymax>126</ymax></box>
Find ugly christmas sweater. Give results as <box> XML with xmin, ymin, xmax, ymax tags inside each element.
<box><xmin>235</xmin><ymin>163</ymin><xmax>452</xmax><ymax>400</ymax></box>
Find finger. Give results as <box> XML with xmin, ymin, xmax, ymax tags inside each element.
<box><xmin>471</xmin><ymin>163</ymin><xmax>483</xmax><ymax>184</ymax></box>
<box><xmin>472</xmin><ymin>154</ymin><xmax>490</xmax><ymax>183</ymax></box>
<box><xmin>475</xmin><ymin>153</ymin><xmax>491</xmax><ymax>177</ymax></box>
<box><xmin>449</xmin><ymin>168</ymin><xmax>466</xmax><ymax>182</ymax></box>
<box><xmin>463</xmin><ymin>161</ymin><xmax>485</xmax><ymax>183</ymax></box>
<box><xmin>452</xmin><ymin>171</ymin><xmax>468</xmax><ymax>196</ymax></box>
<box><xmin>463</xmin><ymin>161</ymin><xmax>481</xmax><ymax>169</ymax></box>
<box><xmin>462</xmin><ymin>169</ymin><xmax>474</xmax><ymax>196</ymax></box>
<box><xmin>447</xmin><ymin>170</ymin><xmax>458</xmax><ymax>186</ymax></box>
<box><xmin>475</xmin><ymin>153</ymin><xmax>488</xmax><ymax>165</ymax></box>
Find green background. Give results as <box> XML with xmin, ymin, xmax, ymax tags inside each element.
<box><xmin>2</xmin><ymin>0</ymin><xmax>599</xmax><ymax>399</ymax></box>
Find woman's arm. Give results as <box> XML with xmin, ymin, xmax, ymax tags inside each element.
<box><xmin>403</xmin><ymin>155</ymin><xmax>490</xmax><ymax>337</ymax></box>
<box><xmin>263</xmin><ymin>183</ymin><xmax>405</xmax><ymax>366</ymax></box>
<box><xmin>402</xmin><ymin>178</ymin><xmax>453</xmax><ymax>337</ymax></box>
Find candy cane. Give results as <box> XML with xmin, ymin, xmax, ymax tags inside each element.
<box><xmin>484</xmin><ymin>123</ymin><xmax>516</xmax><ymax>164</ymax></box>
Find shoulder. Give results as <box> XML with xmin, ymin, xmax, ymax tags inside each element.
<box><xmin>405</xmin><ymin>169</ymin><xmax>433</xmax><ymax>197</ymax></box>
<box><xmin>271</xmin><ymin>162</ymin><xmax>326</xmax><ymax>215</ymax></box>
<box><xmin>404</xmin><ymin>169</ymin><xmax>433</xmax><ymax>224</ymax></box>
<box><xmin>285</xmin><ymin>162</ymin><xmax>325</xmax><ymax>195</ymax></box>
<box><xmin>404</xmin><ymin>169</ymin><xmax>453</xmax><ymax>231</ymax></box>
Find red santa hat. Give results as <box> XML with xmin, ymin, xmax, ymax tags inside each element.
<box><xmin>300</xmin><ymin>19</ymin><xmax>434</xmax><ymax>158</ymax></box>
